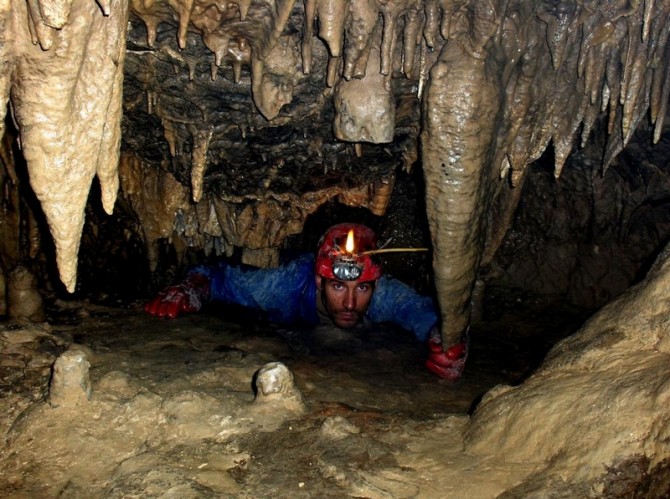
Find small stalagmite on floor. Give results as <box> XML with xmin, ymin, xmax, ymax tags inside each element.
<box><xmin>7</xmin><ymin>266</ymin><xmax>45</xmax><ymax>323</ymax></box>
<box><xmin>48</xmin><ymin>348</ymin><xmax>92</xmax><ymax>408</ymax></box>
<box><xmin>252</xmin><ymin>361</ymin><xmax>306</xmax><ymax>417</ymax></box>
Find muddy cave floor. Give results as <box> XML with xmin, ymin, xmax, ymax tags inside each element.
<box><xmin>0</xmin><ymin>288</ymin><xmax>589</xmax><ymax>498</ymax></box>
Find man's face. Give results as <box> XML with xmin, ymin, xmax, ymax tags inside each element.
<box><xmin>317</xmin><ymin>276</ymin><xmax>375</xmax><ymax>329</ymax></box>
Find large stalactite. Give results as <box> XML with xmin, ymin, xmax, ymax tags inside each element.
<box><xmin>1</xmin><ymin>0</ymin><xmax>670</xmax><ymax>350</ymax></box>
<box><xmin>1</xmin><ymin>0</ymin><xmax>128</xmax><ymax>292</ymax></box>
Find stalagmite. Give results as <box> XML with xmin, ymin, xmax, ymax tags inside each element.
<box><xmin>252</xmin><ymin>362</ymin><xmax>305</xmax><ymax>415</ymax></box>
<box><xmin>465</xmin><ymin>240</ymin><xmax>670</xmax><ymax>490</ymax></box>
<box><xmin>7</xmin><ymin>266</ymin><xmax>45</xmax><ymax>322</ymax></box>
<box><xmin>49</xmin><ymin>348</ymin><xmax>92</xmax><ymax>408</ymax></box>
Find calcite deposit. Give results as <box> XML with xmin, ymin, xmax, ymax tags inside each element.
<box><xmin>3</xmin><ymin>0</ymin><xmax>670</xmax><ymax>351</ymax></box>
<box><xmin>48</xmin><ymin>348</ymin><xmax>92</xmax><ymax>408</ymax></box>
<box><xmin>252</xmin><ymin>361</ymin><xmax>305</xmax><ymax>415</ymax></box>
<box><xmin>464</xmin><ymin>240</ymin><xmax>670</xmax><ymax>495</ymax></box>
<box><xmin>1</xmin><ymin>0</ymin><xmax>670</xmax><ymax>495</ymax></box>
<box><xmin>7</xmin><ymin>266</ymin><xmax>45</xmax><ymax>323</ymax></box>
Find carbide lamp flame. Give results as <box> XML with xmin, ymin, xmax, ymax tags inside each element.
<box><xmin>345</xmin><ymin>229</ymin><xmax>355</xmax><ymax>254</ymax></box>
<box><xmin>332</xmin><ymin>229</ymin><xmax>362</xmax><ymax>281</ymax></box>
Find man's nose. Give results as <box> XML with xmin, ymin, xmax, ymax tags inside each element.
<box><xmin>343</xmin><ymin>290</ymin><xmax>356</xmax><ymax>310</ymax></box>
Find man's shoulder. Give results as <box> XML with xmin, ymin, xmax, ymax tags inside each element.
<box><xmin>374</xmin><ymin>274</ymin><xmax>407</xmax><ymax>290</ymax></box>
<box><xmin>283</xmin><ymin>252</ymin><xmax>315</xmax><ymax>269</ymax></box>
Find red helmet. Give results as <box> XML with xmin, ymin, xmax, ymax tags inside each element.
<box><xmin>315</xmin><ymin>223</ymin><xmax>383</xmax><ymax>281</ymax></box>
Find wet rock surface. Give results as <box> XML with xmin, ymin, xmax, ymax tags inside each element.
<box><xmin>0</xmin><ymin>291</ymin><xmax>584</xmax><ymax>498</ymax></box>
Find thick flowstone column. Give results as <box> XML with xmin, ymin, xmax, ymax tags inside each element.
<box><xmin>420</xmin><ymin>8</ymin><xmax>502</xmax><ymax>347</ymax></box>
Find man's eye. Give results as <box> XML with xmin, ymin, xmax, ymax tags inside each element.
<box><xmin>332</xmin><ymin>282</ymin><xmax>343</xmax><ymax>290</ymax></box>
<box><xmin>357</xmin><ymin>284</ymin><xmax>370</xmax><ymax>292</ymax></box>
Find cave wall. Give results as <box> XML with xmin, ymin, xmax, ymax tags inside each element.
<box><xmin>491</xmin><ymin>121</ymin><xmax>670</xmax><ymax>310</ymax></box>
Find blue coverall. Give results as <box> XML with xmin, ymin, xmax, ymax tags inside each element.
<box><xmin>190</xmin><ymin>253</ymin><xmax>438</xmax><ymax>342</ymax></box>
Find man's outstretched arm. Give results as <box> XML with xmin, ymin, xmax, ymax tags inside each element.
<box><xmin>144</xmin><ymin>272</ymin><xmax>211</xmax><ymax>319</ymax></box>
<box><xmin>369</xmin><ymin>276</ymin><xmax>468</xmax><ymax>381</ymax></box>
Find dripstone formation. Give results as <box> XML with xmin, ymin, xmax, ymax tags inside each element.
<box><xmin>2</xmin><ymin>0</ymin><xmax>670</xmax><ymax>347</ymax></box>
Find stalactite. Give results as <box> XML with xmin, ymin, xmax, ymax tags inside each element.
<box><xmin>649</xmin><ymin>14</ymin><xmax>670</xmax><ymax>126</ymax></box>
<box><xmin>242</xmin><ymin>247</ymin><xmax>280</xmax><ymax>267</ymax></box>
<box><xmin>301</xmin><ymin>0</ymin><xmax>316</xmax><ymax>73</ymax></box>
<box><xmin>265</xmin><ymin>0</ymin><xmax>298</xmax><ymax>57</ymax></box>
<box><xmin>326</xmin><ymin>55</ymin><xmax>340</xmax><ymax>87</ymax></box>
<box><xmin>342</xmin><ymin>0</ymin><xmax>378</xmax><ymax>80</ymax></box>
<box><xmin>7</xmin><ymin>0</ymin><xmax>128</xmax><ymax>292</ymax></box>
<box><xmin>195</xmin><ymin>199</ymin><xmax>223</xmax><ymax>237</ymax></box>
<box><xmin>620</xmin><ymin>17</ymin><xmax>636</xmax><ymax>107</ymax></box>
<box><xmin>98</xmin><ymin>0</ymin><xmax>111</xmax><ymax>15</ymax></box>
<box><xmin>228</xmin><ymin>38</ymin><xmax>250</xmax><ymax>83</ymax></box>
<box><xmin>119</xmin><ymin>152</ymin><xmax>191</xmax><ymax>272</ymax></box>
<box><xmin>37</xmin><ymin>0</ymin><xmax>74</xmax><ymax>28</ymax></box>
<box><xmin>402</xmin><ymin>6</ymin><xmax>423</xmax><ymax>76</ymax></box>
<box><xmin>189</xmin><ymin>126</ymin><xmax>213</xmax><ymax>203</ymax></box>
<box><xmin>423</xmin><ymin>0</ymin><xmax>440</xmax><ymax>49</ymax></box>
<box><xmin>130</xmin><ymin>0</ymin><xmax>171</xmax><ymax>47</ymax></box>
<box><xmin>4</xmin><ymin>0</ymin><xmax>670</xmax><ymax>305</ymax></box>
<box><xmin>26</xmin><ymin>0</ymin><xmax>54</xmax><ymax>50</ymax></box>
<box><xmin>580</xmin><ymin>98</ymin><xmax>599</xmax><ymax>147</ymax></box>
<box><xmin>367</xmin><ymin>176</ymin><xmax>395</xmax><ymax>216</ymax></box>
<box><xmin>251</xmin><ymin>35</ymin><xmax>302</xmax><ymax>120</ymax></box>
<box><xmin>97</xmin><ymin>9</ymin><xmax>127</xmax><ymax>216</ymax></box>
<box><xmin>643</xmin><ymin>0</ymin><xmax>655</xmax><ymax>43</ymax></box>
<box><xmin>537</xmin><ymin>2</ymin><xmax>576</xmax><ymax>71</ymax></box>
<box><xmin>380</xmin><ymin>5</ymin><xmax>398</xmax><ymax>75</ymax></box>
<box><xmin>334</xmin><ymin>45</ymin><xmax>395</xmax><ymax>143</ymax></box>
<box><xmin>234</xmin><ymin>0</ymin><xmax>252</xmax><ymax>20</ymax></box>
<box><xmin>315</xmin><ymin>0</ymin><xmax>349</xmax><ymax>58</ymax></box>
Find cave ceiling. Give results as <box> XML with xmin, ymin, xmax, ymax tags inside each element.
<box><xmin>2</xmin><ymin>0</ymin><xmax>670</xmax><ymax>344</ymax></box>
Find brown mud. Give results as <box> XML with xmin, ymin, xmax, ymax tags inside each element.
<box><xmin>0</xmin><ymin>293</ymin><xmax>586</xmax><ymax>497</ymax></box>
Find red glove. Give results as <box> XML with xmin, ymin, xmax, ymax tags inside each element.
<box><xmin>425</xmin><ymin>329</ymin><xmax>469</xmax><ymax>382</ymax></box>
<box><xmin>144</xmin><ymin>273</ymin><xmax>211</xmax><ymax>319</ymax></box>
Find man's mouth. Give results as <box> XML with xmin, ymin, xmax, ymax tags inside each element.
<box><xmin>337</xmin><ymin>312</ymin><xmax>358</xmax><ymax>323</ymax></box>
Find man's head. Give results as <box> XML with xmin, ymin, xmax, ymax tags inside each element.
<box><xmin>315</xmin><ymin>224</ymin><xmax>382</xmax><ymax>329</ymax></box>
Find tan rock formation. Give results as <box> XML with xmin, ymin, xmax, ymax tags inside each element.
<box><xmin>7</xmin><ymin>266</ymin><xmax>45</xmax><ymax>322</ymax></box>
<box><xmin>2</xmin><ymin>0</ymin><xmax>670</xmax><ymax>353</ymax></box>
<box><xmin>465</xmin><ymin>240</ymin><xmax>670</xmax><ymax>493</ymax></box>
<box><xmin>1</xmin><ymin>0</ymin><xmax>128</xmax><ymax>292</ymax></box>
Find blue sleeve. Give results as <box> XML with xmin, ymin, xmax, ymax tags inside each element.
<box><xmin>188</xmin><ymin>254</ymin><xmax>319</xmax><ymax>326</ymax></box>
<box><xmin>366</xmin><ymin>276</ymin><xmax>439</xmax><ymax>342</ymax></box>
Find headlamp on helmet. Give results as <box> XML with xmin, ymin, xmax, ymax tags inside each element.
<box><xmin>332</xmin><ymin>229</ymin><xmax>365</xmax><ymax>281</ymax></box>
<box><xmin>315</xmin><ymin>224</ymin><xmax>382</xmax><ymax>282</ymax></box>
<box><xmin>315</xmin><ymin>223</ymin><xmax>428</xmax><ymax>282</ymax></box>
